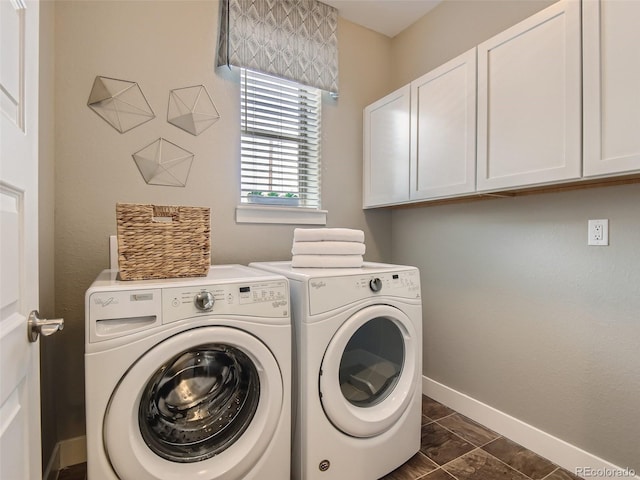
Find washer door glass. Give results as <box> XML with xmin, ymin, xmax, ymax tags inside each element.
<box><xmin>320</xmin><ymin>305</ymin><xmax>417</xmax><ymax>438</ymax></box>
<box><xmin>104</xmin><ymin>326</ymin><xmax>284</xmax><ymax>480</ymax></box>
<box><xmin>139</xmin><ymin>344</ymin><xmax>259</xmax><ymax>463</ymax></box>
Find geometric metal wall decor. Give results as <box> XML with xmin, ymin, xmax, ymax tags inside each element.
<box><xmin>87</xmin><ymin>76</ymin><xmax>155</xmax><ymax>133</ymax></box>
<box><xmin>167</xmin><ymin>85</ymin><xmax>220</xmax><ymax>136</ymax></box>
<box><xmin>132</xmin><ymin>138</ymin><xmax>194</xmax><ymax>187</ymax></box>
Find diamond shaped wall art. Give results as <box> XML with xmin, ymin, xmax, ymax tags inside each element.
<box><xmin>167</xmin><ymin>85</ymin><xmax>220</xmax><ymax>136</ymax></box>
<box><xmin>88</xmin><ymin>76</ymin><xmax>155</xmax><ymax>133</ymax></box>
<box><xmin>132</xmin><ymin>138</ymin><xmax>194</xmax><ymax>187</ymax></box>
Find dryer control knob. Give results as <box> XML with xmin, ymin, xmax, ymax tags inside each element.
<box><xmin>194</xmin><ymin>291</ymin><xmax>215</xmax><ymax>311</ymax></box>
<box><xmin>369</xmin><ymin>277</ymin><xmax>383</xmax><ymax>292</ymax></box>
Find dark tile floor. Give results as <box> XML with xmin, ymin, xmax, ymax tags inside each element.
<box><xmin>381</xmin><ymin>396</ymin><xmax>584</xmax><ymax>480</ymax></box>
<box><xmin>56</xmin><ymin>396</ymin><xmax>583</xmax><ymax>480</ymax></box>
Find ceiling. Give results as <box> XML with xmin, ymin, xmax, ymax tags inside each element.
<box><xmin>323</xmin><ymin>0</ymin><xmax>442</xmax><ymax>37</ymax></box>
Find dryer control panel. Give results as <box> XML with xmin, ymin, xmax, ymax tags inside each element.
<box><xmin>308</xmin><ymin>269</ymin><xmax>420</xmax><ymax>316</ymax></box>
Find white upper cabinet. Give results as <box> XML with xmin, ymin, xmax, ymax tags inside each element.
<box><xmin>410</xmin><ymin>48</ymin><xmax>477</xmax><ymax>201</ymax></box>
<box><xmin>583</xmin><ymin>0</ymin><xmax>640</xmax><ymax>177</ymax></box>
<box><xmin>363</xmin><ymin>0</ymin><xmax>640</xmax><ymax>209</ymax></box>
<box><xmin>363</xmin><ymin>85</ymin><xmax>411</xmax><ymax>208</ymax></box>
<box><xmin>476</xmin><ymin>0</ymin><xmax>582</xmax><ymax>192</ymax></box>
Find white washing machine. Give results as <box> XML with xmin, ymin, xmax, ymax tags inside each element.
<box><xmin>84</xmin><ymin>265</ymin><xmax>291</xmax><ymax>480</ymax></box>
<box><xmin>249</xmin><ymin>261</ymin><xmax>422</xmax><ymax>480</ymax></box>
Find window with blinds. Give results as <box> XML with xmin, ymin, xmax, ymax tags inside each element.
<box><xmin>240</xmin><ymin>68</ymin><xmax>321</xmax><ymax>209</ymax></box>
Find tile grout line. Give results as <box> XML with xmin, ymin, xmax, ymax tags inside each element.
<box><xmin>432</xmin><ymin>419</ymin><xmax>478</xmax><ymax>447</ymax></box>
<box><xmin>437</xmin><ymin>446</ymin><xmax>482</xmax><ymax>471</ymax></box>
<box><xmin>480</xmin><ymin>440</ymin><xmax>566</xmax><ymax>480</ymax></box>
<box><xmin>416</xmin><ymin>465</ymin><xmax>461</xmax><ymax>480</ymax></box>
<box><xmin>397</xmin><ymin>397</ymin><xmax>584</xmax><ymax>480</ymax></box>
<box><xmin>436</xmin><ymin>445</ymin><xmax>547</xmax><ymax>480</ymax></box>
<box><xmin>433</xmin><ymin>416</ymin><xmax>502</xmax><ymax>450</ymax></box>
<box><xmin>428</xmin><ymin>400</ymin><xmax>572</xmax><ymax>480</ymax></box>
<box><xmin>474</xmin><ymin>446</ymin><xmax>545</xmax><ymax>480</ymax></box>
<box><xmin>540</xmin><ymin>467</ymin><xmax>562</xmax><ymax>480</ymax></box>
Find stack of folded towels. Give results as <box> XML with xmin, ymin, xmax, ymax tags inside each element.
<box><xmin>291</xmin><ymin>228</ymin><xmax>366</xmax><ymax>268</ymax></box>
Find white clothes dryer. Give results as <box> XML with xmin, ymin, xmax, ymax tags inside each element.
<box><xmin>84</xmin><ymin>265</ymin><xmax>291</xmax><ymax>480</ymax></box>
<box><xmin>249</xmin><ymin>261</ymin><xmax>422</xmax><ymax>480</ymax></box>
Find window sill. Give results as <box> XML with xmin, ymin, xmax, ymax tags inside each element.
<box><xmin>235</xmin><ymin>205</ymin><xmax>327</xmax><ymax>225</ymax></box>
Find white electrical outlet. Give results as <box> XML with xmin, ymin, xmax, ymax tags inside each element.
<box><xmin>588</xmin><ymin>219</ymin><xmax>609</xmax><ymax>246</ymax></box>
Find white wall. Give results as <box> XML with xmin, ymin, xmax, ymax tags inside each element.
<box><xmin>52</xmin><ymin>0</ymin><xmax>392</xmax><ymax>442</ymax></box>
<box><xmin>389</xmin><ymin>0</ymin><xmax>640</xmax><ymax>471</ymax></box>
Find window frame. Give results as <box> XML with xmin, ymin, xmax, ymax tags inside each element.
<box><xmin>236</xmin><ymin>69</ymin><xmax>326</xmax><ymax>225</ymax></box>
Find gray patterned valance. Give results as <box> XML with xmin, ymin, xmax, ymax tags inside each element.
<box><xmin>217</xmin><ymin>0</ymin><xmax>339</xmax><ymax>94</ymax></box>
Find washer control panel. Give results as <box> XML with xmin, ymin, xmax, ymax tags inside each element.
<box><xmin>163</xmin><ymin>280</ymin><xmax>289</xmax><ymax>324</ymax></box>
<box><xmin>309</xmin><ymin>269</ymin><xmax>420</xmax><ymax>316</ymax></box>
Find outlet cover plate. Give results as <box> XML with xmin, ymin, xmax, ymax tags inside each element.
<box><xmin>588</xmin><ymin>219</ymin><xmax>609</xmax><ymax>246</ymax></box>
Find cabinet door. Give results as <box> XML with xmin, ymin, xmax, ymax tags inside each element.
<box><xmin>363</xmin><ymin>85</ymin><xmax>411</xmax><ymax>208</ymax></box>
<box><xmin>410</xmin><ymin>48</ymin><xmax>477</xmax><ymax>201</ymax></box>
<box><xmin>583</xmin><ymin>0</ymin><xmax>640</xmax><ymax>177</ymax></box>
<box><xmin>476</xmin><ymin>0</ymin><xmax>581</xmax><ymax>192</ymax></box>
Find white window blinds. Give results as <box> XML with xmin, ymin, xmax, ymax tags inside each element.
<box><xmin>240</xmin><ymin>68</ymin><xmax>321</xmax><ymax>209</ymax></box>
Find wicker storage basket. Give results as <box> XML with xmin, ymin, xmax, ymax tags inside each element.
<box><xmin>116</xmin><ymin>203</ymin><xmax>211</xmax><ymax>280</ymax></box>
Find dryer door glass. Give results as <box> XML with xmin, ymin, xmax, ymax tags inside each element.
<box><xmin>138</xmin><ymin>343</ymin><xmax>260</xmax><ymax>463</ymax></box>
<box><xmin>319</xmin><ymin>304</ymin><xmax>417</xmax><ymax>438</ymax></box>
<box><xmin>339</xmin><ymin>317</ymin><xmax>404</xmax><ymax>407</ymax></box>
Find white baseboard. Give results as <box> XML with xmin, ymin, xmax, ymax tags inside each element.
<box><xmin>43</xmin><ymin>435</ymin><xmax>87</xmax><ymax>479</ymax></box>
<box><xmin>422</xmin><ymin>376</ymin><xmax>639</xmax><ymax>480</ymax></box>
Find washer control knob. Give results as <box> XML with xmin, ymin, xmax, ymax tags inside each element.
<box><xmin>194</xmin><ymin>291</ymin><xmax>215</xmax><ymax>311</ymax></box>
<box><xmin>369</xmin><ymin>277</ymin><xmax>383</xmax><ymax>292</ymax></box>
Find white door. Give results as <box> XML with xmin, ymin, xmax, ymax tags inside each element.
<box><xmin>583</xmin><ymin>0</ymin><xmax>640</xmax><ymax>177</ymax></box>
<box><xmin>363</xmin><ymin>85</ymin><xmax>411</xmax><ymax>208</ymax></box>
<box><xmin>1</xmin><ymin>1</ymin><xmax>57</xmax><ymax>478</ymax></box>
<box><xmin>476</xmin><ymin>0</ymin><xmax>582</xmax><ymax>192</ymax></box>
<box><xmin>410</xmin><ymin>48</ymin><xmax>477</xmax><ymax>201</ymax></box>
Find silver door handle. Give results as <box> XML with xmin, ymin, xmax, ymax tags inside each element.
<box><xmin>28</xmin><ymin>310</ymin><xmax>64</xmax><ymax>342</ymax></box>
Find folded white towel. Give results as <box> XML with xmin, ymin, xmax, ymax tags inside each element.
<box><xmin>291</xmin><ymin>241</ymin><xmax>366</xmax><ymax>256</ymax></box>
<box><xmin>293</xmin><ymin>228</ymin><xmax>365</xmax><ymax>243</ymax></box>
<box><xmin>291</xmin><ymin>254</ymin><xmax>364</xmax><ymax>268</ymax></box>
